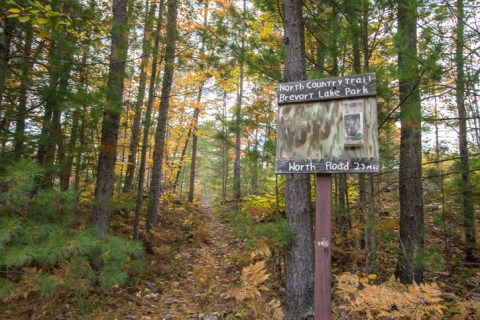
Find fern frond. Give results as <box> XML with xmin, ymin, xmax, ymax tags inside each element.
<box><xmin>266</xmin><ymin>299</ymin><xmax>284</xmax><ymax>320</ymax></box>
<box><xmin>250</xmin><ymin>238</ymin><xmax>272</xmax><ymax>260</ymax></box>
<box><xmin>336</xmin><ymin>272</ymin><xmax>447</xmax><ymax>319</ymax></box>
<box><xmin>228</xmin><ymin>260</ymin><xmax>272</xmax><ymax>303</ymax></box>
<box><xmin>242</xmin><ymin>260</ymin><xmax>270</xmax><ymax>286</ymax></box>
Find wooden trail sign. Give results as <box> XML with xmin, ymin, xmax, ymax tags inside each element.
<box><xmin>276</xmin><ymin>74</ymin><xmax>379</xmax><ymax>320</ymax></box>
<box><xmin>275</xmin><ymin>73</ymin><xmax>379</xmax><ymax>174</ymax></box>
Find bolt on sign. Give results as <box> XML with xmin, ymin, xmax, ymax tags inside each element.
<box><xmin>275</xmin><ymin>73</ymin><xmax>379</xmax><ymax>174</ymax></box>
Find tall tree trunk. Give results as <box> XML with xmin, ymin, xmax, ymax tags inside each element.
<box><xmin>434</xmin><ymin>102</ymin><xmax>451</xmax><ymax>264</ymax></box>
<box><xmin>123</xmin><ymin>0</ymin><xmax>155</xmax><ymax>193</ymax></box>
<box><xmin>282</xmin><ymin>0</ymin><xmax>314</xmax><ymax>318</ymax></box>
<box><xmin>456</xmin><ymin>0</ymin><xmax>476</xmax><ymax>262</ymax></box>
<box><xmin>362</xmin><ymin>0</ymin><xmax>370</xmax><ymax>69</ymax></box>
<box><xmin>395</xmin><ymin>0</ymin><xmax>424</xmax><ymax>284</ymax></box>
<box><xmin>145</xmin><ymin>0</ymin><xmax>178</xmax><ymax>246</ymax></box>
<box><xmin>53</xmin><ymin>38</ymin><xmax>75</xmax><ymax>189</ymax></box>
<box><xmin>37</xmin><ymin>60</ymin><xmax>58</xmax><ymax>187</ymax></box>
<box><xmin>0</xmin><ymin>18</ymin><xmax>14</xmax><ymax>124</ymax></box>
<box><xmin>188</xmin><ymin>84</ymin><xmax>204</xmax><ymax>203</ymax></box>
<box><xmin>74</xmin><ymin>46</ymin><xmax>90</xmax><ymax>192</ymax></box>
<box><xmin>173</xmin><ymin>125</ymin><xmax>192</xmax><ymax>192</ymax></box>
<box><xmin>353</xmin><ymin>0</ymin><xmax>368</xmax><ymax>211</ymax></box>
<box><xmin>233</xmin><ymin>0</ymin><xmax>246</xmax><ymax>200</ymax></box>
<box><xmin>471</xmin><ymin>91</ymin><xmax>480</xmax><ymax>151</ymax></box>
<box><xmin>337</xmin><ymin>174</ymin><xmax>348</xmax><ymax>241</ymax></box>
<box><xmin>37</xmin><ymin>13</ymin><xmax>74</xmax><ymax>189</ymax></box>
<box><xmin>60</xmin><ymin>52</ymin><xmax>88</xmax><ymax>191</ymax></box>
<box><xmin>133</xmin><ymin>0</ymin><xmax>165</xmax><ymax>241</ymax></box>
<box><xmin>251</xmin><ymin>140</ymin><xmax>259</xmax><ymax>194</ymax></box>
<box><xmin>92</xmin><ymin>0</ymin><xmax>129</xmax><ymax>237</ymax></box>
<box><xmin>13</xmin><ymin>23</ymin><xmax>32</xmax><ymax>160</ymax></box>
<box><xmin>188</xmin><ymin>3</ymin><xmax>209</xmax><ymax>203</ymax></box>
<box><xmin>222</xmin><ymin>90</ymin><xmax>228</xmax><ymax>203</ymax></box>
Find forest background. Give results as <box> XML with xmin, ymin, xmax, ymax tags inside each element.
<box><xmin>0</xmin><ymin>0</ymin><xmax>480</xmax><ymax>319</ymax></box>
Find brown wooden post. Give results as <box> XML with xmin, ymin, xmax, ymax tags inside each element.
<box><xmin>315</xmin><ymin>174</ymin><xmax>332</xmax><ymax>320</ymax></box>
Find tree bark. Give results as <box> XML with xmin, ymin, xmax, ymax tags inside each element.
<box><xmin>40</xmin><ymin>32</ymin><xmax>73</xmax><ymax>189</ymax></box>
<box><xmin>455</xmin><ymin>0</ymin><xmax>476</xmax><ymax>262</ymax></box>
<box><xmin>188</xmin><ymin>84</ymin><xmax>204</xmax><ymax>203</ymax></box>
<box><xmin>222</xmin><ymin>90</ymin><xmax>228</xmax><ymax>203</ymax></box>
<box><xmin>13</xmin><ymin>22</ymin><xmax>32</xmax><ymax>160</ymax></box>
<box><xmin>92</xmin><ymin>0</ymin><xmax>129</xmax><ymax>237</ymax></box>
<box><xmin>173</xmin><ymin>125</ymin><xmax>192</xmax><ymax>193</ymax></box>
<box><xmin>145</xmin><ymin>0</ymin><xmax>178</xmax><ymax>245</ymax></box>
<box><xmin>60</xmin><ymin>51</ymin><xmax>89</xmax><ymax>191</ymax></box>
<box><xmin>133</xmin><ymin>0</ymin><xmax>165</xmax><ymax>241</ymax></box>
<box><xmin>282</xmin><ymin>0</ymin><xmax>314</xmax><ymax>318</ymax></box>
<box><xmin>337</xmin><ymin>174</ymin><xmax>349</xmax><ymax>241</ymax></box>
<box><xmin>123</xmin><ymin>0</ymin><xmax>155</xmax><ymax>193</ymax></box>
<box><xmin>395</xmin><ymin>0</ymin><xmax>424</xmax><ymax>284</ymax></box>
<box><xmin>233</xmin><ymin>0</ymin><xmax>246</xmax><ymax>200</ymax></box>
<box><xmin>0</xmin><ymin>17</ymin><xmax>14</xmax><ymax>124</ymax></box>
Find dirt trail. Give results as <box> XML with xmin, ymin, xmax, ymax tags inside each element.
<box><xmin>1</xmin><ymin>206</ymin><xmax>243</xmax><ymax>320</ymax></box>
<box><xmin>116</xmin><ymin>206</ymin><xmax>242</xmax><ymax>320</ymax></box>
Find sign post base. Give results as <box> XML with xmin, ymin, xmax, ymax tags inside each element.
<box><xmin>315</xmin><ymin>174</ymin><xmax>332</xmax><ymax>320</ymax></box>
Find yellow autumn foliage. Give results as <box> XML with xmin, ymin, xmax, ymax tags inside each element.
<box><xmin>250</xmin><ymin>238</ymin><xmax>272</xmax><ymax>260</ymax></box>
<box><xmin>228</xmin><ymin>260</ymin><xmax>284</xmax><ymax>319</ymax></box>
<box><xmin>336</xmin><ymin>272</ymin><xmax>447</xmax><ymax>319</ymax></box>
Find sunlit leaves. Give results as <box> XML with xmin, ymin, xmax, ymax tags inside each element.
<box><xmin>7</xmin><ymin>0</ymin><xmax>78</xmax><ymax>38</ymax></box>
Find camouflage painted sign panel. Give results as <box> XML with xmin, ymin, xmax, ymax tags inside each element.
<box><xmin>275</xmin><ymin>86</ymin><xmax>379</xmax><ymax>174</ymax></box>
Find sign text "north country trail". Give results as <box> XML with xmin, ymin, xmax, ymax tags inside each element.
<box><xmin>277</xmin><ymin>74</ymin><xmax>376</xmax><ymax>104</ymax></box>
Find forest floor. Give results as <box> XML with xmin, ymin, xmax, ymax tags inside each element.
<box><xmin>2</xmin><ymin>199</ymin><xmax>480</xmax><ymax>319</ymax></box>
<box><xmin>1</xmin><ymin>203</ymin><xmax>281</xmax><ymax>320</ymax></box>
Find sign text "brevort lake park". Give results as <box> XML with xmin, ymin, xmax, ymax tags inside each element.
<box><xmin>277</xmin><ymin>74</ymin><xmax>376</xmax><ymax>104</ymax></box>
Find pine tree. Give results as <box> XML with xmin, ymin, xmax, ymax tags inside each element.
<box><xmin>123</xmin><ymin>0</ymin><xmax>155</xmax><ymax>194</ymax></box>
<box><xmin>92</xmin><ymin>0</ymin><xmax>129</xmax><ymax>237</ymax></box>
<box><xmin>282</xmin><ymin>0</ymin><xmax>314</xmax><ymax>317</ymax></box>
<box><xmin>146</xmin><ymin>0</ymin><xmax>179</xmax><ymax>249</ymax></box>
<box><xmin>396</xmin><ymin>0</ymin><xmax>424</xmax><ymax>284</ymax></box>
<box><xmin>455</xmin><ymin>0</ymin><xmax>476</xmax><ymax>262</ymax></box>
<box><xmin>133</xmin><ymin>0</ymin><xmax>165</xmax><ymax>241</ymax></box>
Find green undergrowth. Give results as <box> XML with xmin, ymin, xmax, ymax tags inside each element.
<box><xmin>0</xmin><ymin>160</ymin><xmax>144</xmax><ymax>301</ymax></box>
<box><xmin>220</xmin><ymin>199</ymin><xmax>292</xmax><ymax>251</ymax></box>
